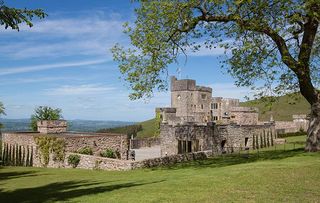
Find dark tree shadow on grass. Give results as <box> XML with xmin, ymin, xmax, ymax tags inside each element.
<box><xmin>0</xmin><ymin>180</ymin><xmax>164</xmax><ymax>203</ymax></box>
<box><xmin>154</xmin><ymin>148</ymin><xmax>315</xmax><ymax>170</ymax></box>
<box><xmin>0</xmin><ymin>170</ymin><xmax>38</xmax><ymax>181</ymax></box>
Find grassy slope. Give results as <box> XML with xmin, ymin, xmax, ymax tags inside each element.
<box><xmin>0</xmin><ymin>136</ymin><xmax>319</xmax><ymax>202</ymax></box>
<box><xmin>136</xmin><ymin>118</ymin><xmax>156</xmax><ymax>138</ymax></box>
<box><xmin>240</xmin><ymin>94</ymin><xmax>310</xmax><ymax>121</ymax></box>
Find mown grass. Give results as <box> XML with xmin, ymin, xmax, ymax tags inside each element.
<box><xmin>0</xmin><ymin>136</ymin><xmax>319</xmax><ymax>203</ymax></box>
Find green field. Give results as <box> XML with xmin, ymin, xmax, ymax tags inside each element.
<box><xmin>1</xmin><ymin>136</ymin><xmax>319</xmax><ymax>203</ymax></box>
<box><xmin>136</xmin><ymin>118</ymin><xmax>157</xmax><ymax>138</ymax></box>
<box><xmin>240</xmin><ymin>94</ymin><xmax>310</xmax><ymax>121</ymax></box>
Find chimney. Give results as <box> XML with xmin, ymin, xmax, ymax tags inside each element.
<box><xmin>37</xmin><ymin>120</ymin><xmax>67</xmax><ymax>134</ymax></box>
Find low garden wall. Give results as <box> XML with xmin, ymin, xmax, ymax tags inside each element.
<box><xmin>44</xmin><ymin>150</ymin><xmax>213</xmax><ymax>171</ymax></box>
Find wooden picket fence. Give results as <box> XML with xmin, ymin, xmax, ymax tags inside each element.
<box><xmin>0</xmin><ymin>141</ymin><xmax>34</xmax><ymax>166</ymax></box>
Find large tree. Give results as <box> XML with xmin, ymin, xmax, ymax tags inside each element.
<box><xmin>0</xmin><ymin>0</ymin><xmax>46</xmax><ymax>30</ymax></box>
<box><xmin>112</xmin><ymin>0</ymin><xmax>320</xmax><ymax>151</ymax></box>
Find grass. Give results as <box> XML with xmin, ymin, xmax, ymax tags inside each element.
<box><xmin>240</xmin><ymin>93</ymin><xmax>310</xmax><ymax>121</ymax></box>
<box><xmin>136</xmin><ymin>118</ymin><xmax>157</xmax><ymax>138</ymax></box>
<box><xmin>0</xmin><ymin>136</ymin><xmax>319</xmax><ymax>203</ymax></box>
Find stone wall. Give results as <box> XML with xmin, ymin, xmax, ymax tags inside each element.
<box><xmin>43</xmin><ymin>150</ymin><xmax>213</xmax><ymax>171</ymax></box>
<box><xmin>131</xmin><ymin>137</ymin><xmax>160</xmax><ymax>149</ymax></box>
<box><xmin>160</xmin><ymin>122</ymin><xmax>276</xmax><ymax>156</ymax></box>
<box><xmin>37</xmin><ymin>120</ymin><xmax>67</xmax><ymax>134</ymax></box>
<box><xmin>160</xmin><ymin>123</ymin><xmax>215</xmax><ymax>156</ymax></box>
<box><xmin>1</xmin><ymin>131</ymin><xmax>129</xmax><ymax>167</ymax></box>
<box><xmin>215</xmin><ymin>124</ymin><xmax>276</xmax><ymax>152</ymax></box>
<box><xmin>274</xmin><ymin>115</ymin><xmax>309</xmax><ymax>134</ymax></box>
<box><xmin>62</xmin><ymin>133</ymin><xmax>128</xmax><ymax>160</ymax></box>
<box><xmin>1</xmin><ymin>132</ymin><xmax>37</xmax><ymax>147</ymax></box>
<box><xmin>229</xmin><ymin>107</ymin><xmax>259</xmax><ymax>125</ymax></box>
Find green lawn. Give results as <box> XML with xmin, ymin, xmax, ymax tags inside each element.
<box><xmin>0</xmin><ymin>136</ymin><xmax>319</xmax><ymax>203</ymax></box>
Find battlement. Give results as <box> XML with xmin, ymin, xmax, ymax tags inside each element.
<box><xmin>229</xmin><ymin>106</ymin><xmax>258</xmax><ymax>113</ymax></box>
<box><xmin>195</xmin><ymin>86</ymin><xmax>212</xmax><ymax>93</ymax></box>
<box><xmin>170</xmin><ymin>76</ymin><xmax>212</xmax><ymax>93</ymax></box>
<box><xmin>156</xmin><ymin>107</ymin><xmax>177</xmax><ymax>113</ymax></box>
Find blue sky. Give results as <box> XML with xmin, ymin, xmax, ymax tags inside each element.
<box><xmin>0</xmin><ymin>0</ymin><xmax>251</xmax><ymax>122</ymax></box>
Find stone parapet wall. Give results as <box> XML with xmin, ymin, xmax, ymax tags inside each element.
<box><xmin>42</xmin><ymin>150</ymin><xmax>213</xmax><ymax>171</ymax></box>
<box><xmin>1</xmin><ymin>133</ymin><xmax>37</xmax><ymax>147</ymax></box>
<box><xmin>63</xmin><ymin>133</ymin><xmax>128</xmax><ymax>160</ymax></box>
<box><xmin>1</xmin><ymin>132</ymin><xmax>129</xmax><ymax>163</ymax></box>
<box><xmin>131</xmin><ymin>150</ymin><xmax>212</xmax><ymax>169</ymax></box>
<box><xmin>131</xmin><ymin>138</ymin><xmax>160</xmax><ymax>149</ymax></box>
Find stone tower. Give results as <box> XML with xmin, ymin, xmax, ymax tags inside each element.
<box><xmin>170</xmin><ymin>76</ymin><xmax>212</xmax><ymax>123</ymax></box>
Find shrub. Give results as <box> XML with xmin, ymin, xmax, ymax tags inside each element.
<box><xmin>77</xmin><ymin>146</ymin><xmax>93</xmax><ymax>155</ymax></box>
<box><xmin>277</xmin><ymin>131</ymin><xmax>306</xmax><ymax>138</ymax></box>
<box><xmin>100</xmin><ymin>149</ymin><xmax>116</xmax><ymax>158</ymax></box>
<box><xmin>67</xmin><ymin>154</ymin><xmax>80</xmax><ymax>168</ymax></box>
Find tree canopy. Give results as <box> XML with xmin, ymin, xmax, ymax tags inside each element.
<box><xmin>112</xmin><ymin>0</ymin><xmax>320</xmax><ymax>151</ymax></box>
<box><xmin>112</xmin><ymin>0</ymin><xmax>319</xmax><ymax>101</ymax></box>
<box><xmin>0</xmin><ymin>0</ymin><xmax>46</xmax><ymax>31</ymax></box>
<box><xmin>30</xmin><ymin>106</ymin><xmax>63</xmax><ymax>131</ymax></box>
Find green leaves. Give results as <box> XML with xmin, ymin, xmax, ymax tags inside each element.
<box><xmin>0</xmin><ymin>1</ymin><xmax>47</xmax><ymax>31</ymax></box>
<box><xmin>30</xmin><ymin>106</ymin><xmax>63</xmax><ymax>131</ymax></box>
<box><xmin>113</xmin><ymin>0</ymin><xmax>319</xmax><ymax>101</ymax></box>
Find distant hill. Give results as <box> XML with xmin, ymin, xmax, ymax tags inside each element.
<box><xmin>240</xmin><ymin>94</ymin><xmax>310</xmax><ymax>121</ymax></box>
<box><xmin>0</xmin><ymin>118</ymin><xmax>134</xmax><ymax>132</ymax></box>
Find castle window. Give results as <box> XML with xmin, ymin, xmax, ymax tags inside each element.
<box><xmin>201</xmin><ymin>94</ymin><xmax>207</xmax><ymax>100</ymax></box>
<box><xmin>201</xmin><ymin>104</ymin><xmax>204</xmax><ymax>109</ymax></box>
<box><xmin>245</xmin><ymin>137</ymin><xmax>249</xmax><ymax>147</ymax></box>
<box><xmin>213</xmin><ymin>116</ymin><xmax>218</xmax><ymax>121</ymax></box>
<box><xmin>211</xmin><ymin>103</ymin><xmax>218</xmax><ymax>109</ymax></box>
<box><xmin>178</xmin><ymin>140</ymin><xmax>193</xmax><ymax>154</ymax></box>
<box><xmin>231</xmin><ymin>115</ymin><xmax>235</xmax><ymax>119</ymax></box>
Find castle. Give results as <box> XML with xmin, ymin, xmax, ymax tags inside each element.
<box><xmin>157</xmin><ymin>77</ymin><xmax>276</xmax><ymax>156</ymax></box>
<box><xmin>159</xmin><ymin>76</ymin><xmax>259</xmax><ymax>126</ymax></box>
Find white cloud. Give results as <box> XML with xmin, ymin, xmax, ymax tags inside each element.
<box><xmin>0</xmin><ymin>16</ymin><xmax>128</xmax><ymax>59</ymax></box>
<box><xmin>208</xmin><ymin>83</ymin><xmax>253</xmax><ymax>101</ymax></box>
<box><xmin>45</xmin><ymin>84</ymin><xmax>116</xmax><ymax>96</ymax></box>
<box><xmin>0</xmin><ymin>59</ymin><xmax>107</xmax><ymax>76</ymax></box>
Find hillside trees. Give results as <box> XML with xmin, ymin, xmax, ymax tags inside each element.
<box><xmin>112</xmin><ymin>0</ymin><xmax>320</xmax><ymax>151</ymax></box>
<box><xmin>0</xmin><ymin>101</ymin><xmax>6</xmax><ymax>128</ymax></box>
<box><xmin>30</xmin><ymin>106</ymin><xmax>63</xmax><ymax>131</ymax></box>
<box><xmin>0</xmin><ymin>0</ymin><xmax>46</xmax><ymax>30</ymax></box>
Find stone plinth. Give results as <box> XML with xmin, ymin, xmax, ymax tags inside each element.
<box><xmin>37</xmin><ymin>120</ymin><xmax>67</xmax><ymax>134</ymax></box>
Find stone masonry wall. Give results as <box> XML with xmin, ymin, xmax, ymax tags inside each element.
<box><xmin>1</xmin><ymin>133</ymin><xmax>37</xmax><ymax>147</ymax></box>
<box><xmin>63</xmin><ymin>133</ymin><xmax>128</xmax><ymax>160</ymax></box>
<box><xmin>160</xmin><ymin>123</ymin><xmax>214</xmax><ymax>156</ymax></box>
<box><xmin>44</xmin><ymin>150</ymin><xmax>213</xmax><ymax>171</ymax></box>
<box><xmin>215</xmin><ymin>124</ymin><xmax>276</xmax><ymax>153</ymax></box>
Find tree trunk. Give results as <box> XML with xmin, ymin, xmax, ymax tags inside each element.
<box><xmin>305</xmin><ymin>102</ymin><xmax>320</xmax><ymax>152</ymax></box>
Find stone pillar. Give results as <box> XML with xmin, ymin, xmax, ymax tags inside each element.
<box><xmin>37</xmin><ymin>120</ymin><xmax>67</xmax><ymax>134</ymax></box>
